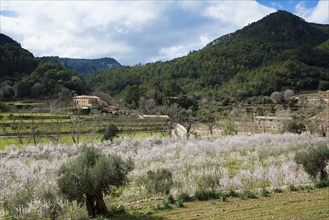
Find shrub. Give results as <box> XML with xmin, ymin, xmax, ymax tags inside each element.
<box><xmin>194</xmin><ymin>190</ymin><xmax>226</xmax><ymax>201</ymax></box>
<box><xmin>222</xmin><ymin>120</ymin><xmax>238</xmax><ymax>136</ymax></box>
<box><xmin>285</xmin><ymin>120</ymin><xmax>306</xmax><ymax>134</ymax></box>
<box><xmin>289</xmin><ymin>184</ymin><xmax>298</xmax><ymax>191</ymax></box>
<box><xmin>145</xmin><ymin>168</ymin><xmax>173</xmax><ymax>195</ymax></box>
<box><xmin>273</xmin><ymin>188</ymin><xmax>283</xmax><ymax>193</ymax></box>
<box><xmin>108</xmin><ymin>205</ymin><xmax>126</xmax><ymax>216</ymax></box>
<box><xmin>164</xmin><ymin>195</ymin><xmax>175</xmax><ymax>205</ymax></box>
<box><xmin>175</xmin><ymin>199</ymin><xmax>184</xmax><ymax>208</ymax></box>
<box><xmin>161</xmin><ymin>199</ymin><xmax>172</xmax><ymax>210</ymax></box>
<box><xmin>227</xmin><ymin>189</ymin><xmax>239</xmax><ymax>198</ymax></box>
<box><xmin>259</xmin><ymin>188</ymin><xmax>270</xmax><ymax>197</ymax></box>
<box><xmin>40</xmin><ymin>189</ymin><xmax>63</xmax><ymax>220</ymax></box>
<box><xmin>299</xmin><ymin>185</ymin><xmax>313</xmax><ymax>191</ymax></box>
<box><xmin>102</xmin><ymin>124</ymin><xmax>120</xmax><ymax>141</ymax></box>
<box><xmin>294</xmin><ymin>143</ymin><xmax>329</xmax><ymax>181</ymax></box>
<box><xmin>3</xmin><ymin>190</ymin><xmax>32</xmax><ymax>219</ymax></box>
<box><xmin>3</xmin><ymin>189</ymin><xmax>64</xmax><ymax>220</ymax></box>
<box><xmin>314</xmin><ymin>180</ymin><xmax>329</xmax><ymax>188</ymax></box>
<box><xmin>154</xmin><ymin>199</ymin><xmax>172</xmax><ymax>210</ymax></box>
<box><xmin>194</xmin><ymin>190</ymin><xmax>214</xmax><ymax>201</ymax></box>
<box><xmin>176</xmin><ymin>192</ymin><xmax>192</xmax><ymax>202</ymax></box>
<box><xmin>196</xmin><ymin>174</ymin><xmax>219</xmax><ymax>190</ymax></box>
<box><xmin>239</xmin><ymin>190</ymin><xmax>257</xmax><ymax>199</ymax></box>
<box><xmin>57</xmin><ymin>147</ymin><xmax>133</xmax><ymax>217</ymax></box>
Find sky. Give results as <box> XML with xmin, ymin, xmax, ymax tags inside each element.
<box><xmin>0</xmin><ymin>0</ymin><xmax>328</xmax><ymax>66</ymax></box>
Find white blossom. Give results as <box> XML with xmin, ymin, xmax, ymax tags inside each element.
<box><xmin>0</xmin><ymin>133</ymin><xmax>328</xmax><ymax>218</ymax></box>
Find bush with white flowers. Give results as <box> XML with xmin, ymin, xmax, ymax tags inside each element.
<box><xmin>0</xmin><ymin>132</ymin><xmax>328</xmax><ymax>218</ymax></box>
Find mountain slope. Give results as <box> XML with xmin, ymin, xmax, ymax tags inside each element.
<box><xmin>0</xmin><ymin>33</ymin><xmax>38</xmax><ymax>82</ymax></box>
<box><xmin>0</xmin><ymin>33</ymin><xmax>20</xmax><ymax>46</ymax></box>
<box><xmin>86</xmin><ymin>11</ymin><xmax>329</xmax><ymax>105</ymax></box>
<box><xmin>220</xmin><ymin>43</ymin><xmax>329</xmax><ymax>102</ymax></box>
<box><xmin>41</xmin><ymin>56</ymin><xmax>121</xmax><ymax>76</ymax></box>
<box><xmin>0</xmin><ymin>34</ymin><xmax>88</xmax><ymax>100</ymax></box>
<box><xmin>209</xmin><ymin>11</ymin><xmax>328</xmax><ymax>47</ymax></box>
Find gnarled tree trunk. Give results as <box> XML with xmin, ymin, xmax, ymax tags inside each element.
<box><xmin>320</xmin><ymin>169</ymin><xmax>328</xmax><ymax>181</ymax></box>
<box><xmin>86</xmin><ymin>190</ymin><xmax>109</xmax><ymax>217</ymax></box>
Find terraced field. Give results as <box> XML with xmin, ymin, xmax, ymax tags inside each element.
<box><xmin>0</xmin><ymin>112</ymin><xmax>171</xmax><ymax>148</ymax></box>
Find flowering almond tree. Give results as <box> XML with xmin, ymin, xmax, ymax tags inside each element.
<box><xmin>1</xmin><ymin>133</ymin><xmax>328</xmax><ymax>219</ymax></box>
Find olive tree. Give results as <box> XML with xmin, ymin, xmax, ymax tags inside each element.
<box><xmin>102</xmin><ymin>124</ymin><xmax>119</xmax><ymax>141</ymax></box>
<box><xmin>294</xmin><ymin>143</ymin><xmax>329</xmax><ymax>181</ymax></box>
<box><xmin>145</xmin><ymin>168</ymin><xmax>173</xmax><ymax>195</ymax></box>
<box><xmin>57</xmin><ymin>147</ymin><xmax>133</xmax><ymax>217</ymax></box>
<box><xmin>270</xmin><ymin>91</ymin><xmax>283</xmax><ymax>104</ymax></box>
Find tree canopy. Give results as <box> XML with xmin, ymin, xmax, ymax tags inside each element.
<box><xmin>57</xmin><ymin>147</ymin><xmax>133</xmax><ymax>217</ymax></box>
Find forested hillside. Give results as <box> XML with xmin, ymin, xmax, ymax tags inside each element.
<box><xmin>1</xmin><ymin>11</ymin><xmax>328</xmax><ymax>105</ymax></box>
<box><xmin>0</xmin><ymin>33</ymin><xmax>38</xmax><ymax>83</ymax></box>
<box><xmin>86</xmin><ymin>11</ymin><xmax>329</xmax><ymax>106</ymax></box>
<box><xmin>0</xmin><ymin>34</ymin><xmax>88</xmax><ymax>100</ymax></box>
<box><xmin>16</xmin><ymin>62</ymin><xmax>88</xmax><ymax>99</ymax></box>
<box><xmin>41</xmin><ymin>56</ymin><xmax>121</xmax><ymax>75</ymax></box>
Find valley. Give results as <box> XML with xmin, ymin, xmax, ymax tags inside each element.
<box><xmin>1</xmin><ymin>9</ymin><xmax>329</xmax><ymax>220</ymax></box>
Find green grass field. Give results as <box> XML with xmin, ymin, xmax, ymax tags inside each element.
<box><xmin>111</xmin><ymin>188</ymin><xmax>329</xmax><ymax>220</ymax></box>
<box><xmin>0</xmin><ymin>134</ymin><xmax>102</xmax><ymax>150</ymax></box>
<box><xmin>0</xmin><ymin>111</ymin><xmax>171</xmax><ymax>149</ymax></box>
<box><xmin>0</xmin><ymin>132</ymin><xmax>166</xmax><ymax>150</ymax></box>
<box><xmin>4</xmin><ymin>101</ymin><xmax>44</xmax><ymax>107</ymax></box>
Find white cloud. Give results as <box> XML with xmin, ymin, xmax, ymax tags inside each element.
<box><xmin>270</xmin><ymin>2</ymin><xmax>283</xmax><ymax>9</ymax></box>
<box><xmin>1</xmin><ymin>1</ymin><xmax>277</xmax><ymax>65</ymax></box>
<box><xmin>157</xmin><ymin>45</ymin><xmax>185</xmax><ymax>61</ymax></box>
<box><xmin>200</xmin><ymin>35</ymin><xmax>211</xmax><ymax>46</ymax></box>
<box><xmin>295</xmin><ymin>2</ymin><xmax>314</xmax><ymax>19</ymax></box>
<box><xmin>295</xmin><ymin>0</ymin><xmax>329</xmax><ymax>24</ymax></box>
<box><xmin>306</xmin><ymin>0</ymin><xmax>329</xmax><ymax>24</ymax></box>
<box><xmin>203</xmin><ymin>1</ymin><xmax>275</xmax><ymax>28</ymax></box>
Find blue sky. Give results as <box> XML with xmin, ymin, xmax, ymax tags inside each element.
<box><xmin>0</xmin><ymin>10</ymin><xmax>18</xmax><ymax>17</ymax></box>
<box><xmin>257</xmin><ymin>0</ymin><xmax>318</xmax><ymax>12</ymax></box>
<box><xmin>0</xmin><ymin>0</ymin><xmax>328</xmax><ymax>65</ymax></box>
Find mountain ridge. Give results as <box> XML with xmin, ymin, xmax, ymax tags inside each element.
<box><xmin>0</xmin><ymin>33</ymin><xmax>20</xmax><ymax>46</ymax></box>
<box><xmin>86</xmin><ymin>10</ymin><xmax>329</xmax><ymax>106</ymax></box>
<box><xmin>40</xmin><ymin>56</ymin><xmax>121</xmax><ymax>76</ymax></box>
<box><xmin>208</xmin><ymin>10</ymin><xmax>329</xmax><ymax>51</ymax></box>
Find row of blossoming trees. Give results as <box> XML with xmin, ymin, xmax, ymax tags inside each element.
<box><xmin>0</xmin><ymin>132</ymin><xmax>328</xmax><ymax>219</ymax></box>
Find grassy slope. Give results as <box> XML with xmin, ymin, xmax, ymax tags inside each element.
<box><xmin>116</xmin><ymin>188</ymin><xmax>329</xmax><ymax>220</ymax></box>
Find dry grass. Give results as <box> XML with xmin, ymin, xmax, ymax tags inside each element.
<box><xmin>117</xmin><ymin>188</ymin><xmax>329</xmax><ymax>220</ymax></box>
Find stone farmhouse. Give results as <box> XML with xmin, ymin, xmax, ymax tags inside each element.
<box><xmin>292</xmin><ymin>90</ymin><xmax>329</xmax><ymax>104</ymax></box>
<box><xmin>73</xmin><ymin>95</ymin><xmax>118</xmax><ymax>114</ymax></box>
<box><xmin>254</xmin><ymin>116</ymin><xmax>292</xmax><ymax>131</ymax></box>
